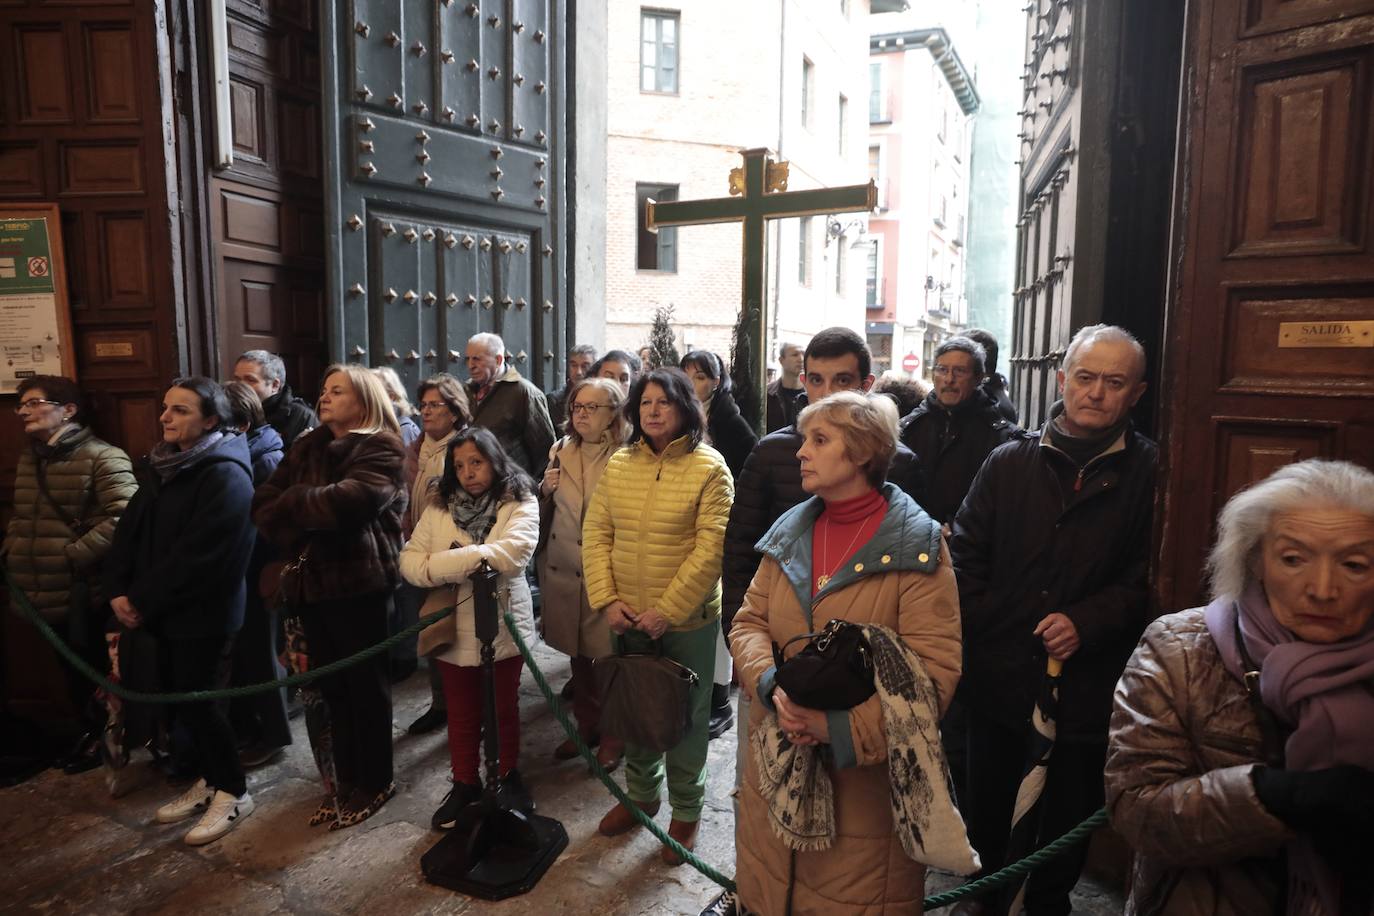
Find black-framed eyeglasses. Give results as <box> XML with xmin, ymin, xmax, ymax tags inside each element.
<box><xmin>570</xmin><ymin>402</ymin><xmax>608</xmax><ymax>415</ymax></box>
<box><xmin>14</xmin><ymin>398</ymin><xmax>63</xmax><ymax>414</ymax></box>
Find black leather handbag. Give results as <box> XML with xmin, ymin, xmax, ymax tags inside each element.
<box><xmin>596</xmin><ymin>641</ymin><xmax>700</xmax><ymax>753</ymax></box>
<box><xmin>772</xmin><ymin>618</ymin><xmax>876</xmax><ymax>711</ymax></box>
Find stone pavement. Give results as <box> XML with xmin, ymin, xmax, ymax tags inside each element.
<box><xmin>0</xmin><ymin>640</ymin><xmax>1125</xmax><ymax>915</ymax></box>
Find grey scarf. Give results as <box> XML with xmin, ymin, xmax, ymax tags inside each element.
<box><xmin>148</xmin><ymin>431</ymin><xmax>226</xmax><ymax>482</ymax></box>
<box><xmin>750</xmin><ymin>624</ymin><xmax>980</xmax><ymax>874</ymax></box>
<box><xmin>447</xmin><ymin>487</ymin><xmax>499</xmax><ymax>543</ymax></box>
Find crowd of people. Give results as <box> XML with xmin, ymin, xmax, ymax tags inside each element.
<box><xmin>5</xmin><ymin>322</ymin><xmax>1372</xmax><ymax>916</ymax></box>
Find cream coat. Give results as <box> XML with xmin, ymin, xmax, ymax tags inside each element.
<box><xmin>537</xmin><ymin>435</ymin><xmax>618</xmax><ymax>658</ymax></box>
<box><xmin>401</xmin><ymin>493</ymin><xmax>539</xmax><ymax>667</ymax></box>
<box><xmin>731</xmin><ymin>488</ymin><xmax>963</xmax><ymax>916</ymax></box>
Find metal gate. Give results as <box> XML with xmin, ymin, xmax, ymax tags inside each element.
<box><xmin>321</xmin><ymin>0</ymin><xmax>565</xmax><ymax>391</ymax></box>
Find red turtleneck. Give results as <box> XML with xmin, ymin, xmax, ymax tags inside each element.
<box><xmin>812</xmin><ymin>487</ymin><xmax>887</xmax><ymax>595</ymax></box>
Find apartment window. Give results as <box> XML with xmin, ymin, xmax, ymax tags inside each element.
<box><xmin>801</xmin><ymin>57</ymin><xmax>815</xmax><ymax>128</ymax></box>
<box><xmin>798</xmin><ymin>216</ymin><xmax>813</xmax><ymax>286</ymax></box>
<box><xmin>837</xmin><ymin>94</ymin><xmax>848</xmax><ymax>157</ymax></box>
<box><xmin>867</xmin><ymin>142</ymin><xmax>882</xmax><ymax>202</ymax></box>
<box><xmin>869</xmin><ymin>62</ymin><xmax>885</xmax><ymax>123</ymax></box>
<box><xmin>636</xmin><ymin>183</ymin><xmax>678</xmax><ymax>271</ymax></box>
<box><xmin>865</xmin><ymin>240</ymin><xmax>880</xmax><ymax>308</ymax></box>
<box><xmin>640</xmin><ymin>11</ymin><xmax>679</xmax><ymax>94</ymax></box>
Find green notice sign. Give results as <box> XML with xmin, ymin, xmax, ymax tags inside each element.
<box><xmin>0</xmin><ymin>218</ymin><xmax>57</xmax><ymax>295</ymax></box>
<box><xmin>0</xmin><ymin>215</ymin><xmax>64</xmax><ymax>393</ymax></box>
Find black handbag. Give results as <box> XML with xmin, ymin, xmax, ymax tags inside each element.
<box><xmin>772</xmin><ymin>618</ymin><xmax>876</xmax><ymax>711</ymax></box>
<box><xmin>595</xmin><ymin>640</ymin><xmax>700</xmax><ymax>753</ymax></box>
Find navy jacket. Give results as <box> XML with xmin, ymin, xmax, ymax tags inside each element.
<box><xmin>949</xmin><ymin>424</ymin><xmax>1157</xmax><ymax>741</ymax></box>
<box><xmin>105</xmin><ymin>433</ymin><xmax>256</xmax><ymax>639</ymax></box>
<box><xmin>246</xmin><ymin>424</ymin><xmax>285</xmax><ymax>485</ymax></box>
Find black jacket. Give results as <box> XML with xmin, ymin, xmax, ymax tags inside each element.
<box><xmin>899</xmin><ymin>389</ymin><xmax>1017</xmax><ymax>524</ymax></box>
<box><xmin>982</xmin><ymin>373</ymin><xmax>1018</xmax><ymax>425</ymax></box>
<box><xmin>765</xmin><ymin>380</ymin><xmax>805</xmax><ymax>434</ymax></box>
<box><xmin>263</xmin><ymin>384</ymin><xmax>318</xmax><ymax>450</ymax></box>
<box><xmin>948</xmin><ymin>424</ymin><xmax>1158</xmax><ymax>741</ymax></box>
<box><xmin>546</xmin><ymin>383</ymin><xmax>570</xmax><ymax>432</ymax></box>
<box><xmin>708</xmin><ymin>389</ymin><xmax>759</xmax><ymax>480</ymax></box>
<box><xmin>721</xmin><ymin>425</ymin><xmax>926</xmax><ymax>632</ymax></box>
<box><xmin>105</xmin><ymin>433</ymin><xmax>257</xmax><ymax>639</ymax></box>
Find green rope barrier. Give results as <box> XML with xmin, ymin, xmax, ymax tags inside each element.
<box><xmin>922</xmin><ymin>808</ymin><xmax>1110</xmax><ymax>910</ymax></box>
<box><xmin>503</xmin><ymin>610</ymin><xmax>1110</xmax><ymax>909</ymax></box>
<box><xmin>6</xmin><ymin>561</ymin><xmax>1107</xmax><ymax>907</ymax></box>
<box><xmin>503</xmin><ymin>611</ymin><xmax>739</xmax><ymax>891</ymax></box>
<box><xmin>3</xmin><ymin>566</ymin><xmax>458</xmax><ymax>704</ymax></box>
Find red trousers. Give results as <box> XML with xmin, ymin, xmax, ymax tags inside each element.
<box><xmin>437</xmin><ymin>656</ymin><xmax>523</xmax><ymax>786</ymax></box>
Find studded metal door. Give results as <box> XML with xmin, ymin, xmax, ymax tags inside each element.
<box><xmin>321</xmin><ymin>0</ymin><xmax>565</xmax><ymax>391</ymax></box>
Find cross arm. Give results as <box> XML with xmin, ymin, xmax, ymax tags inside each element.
<box><xmin>646</xmin><ymin>196</ymin><xmax>749</xmax><ymax>231</ymax></box>
<box><xmin>755</xmin><ymin>181</ymin><xmax>877</xmax><ymax>219</ymax></box>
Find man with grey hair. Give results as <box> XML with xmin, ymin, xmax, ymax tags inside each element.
<box><xmin>233</xmin><ymin>350</ymin><xmax>317</xmax><ymax>448</ymax></box>
<box><xmin>464</xmin><ymin>332</ymin><xmax>555</xmax><ymax>476</ymax></box>
<box><xmin>899</xmin><ymin>335</ymin><xmax>1016</xmax><ymax>525</ymax></box>
<box><xmin>545</xmin><ymin>344</ymin><xmax>598</xmax><ymax>430</ymax></box>
<box><xmin>947</xmin><ymin>323</ymin><xmax>1157</xmax><ymax>916</ymax></box>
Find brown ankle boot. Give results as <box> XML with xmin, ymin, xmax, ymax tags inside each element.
<box><xmin>661</xmin><ymin>816</ymin><xmax>699</xmax><ymax>865</ymax></box>
<box><xmin>597</xmin><ymin>798</ymin><xmax>660</xmax><ymax>836</ymax></box>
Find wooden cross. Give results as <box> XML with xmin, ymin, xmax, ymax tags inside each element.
<box><xmin>646</xmin><ymin>147</ymin><xmax>877</xmax><ymax>434</ymax></box>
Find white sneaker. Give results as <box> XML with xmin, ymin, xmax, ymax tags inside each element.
<box><xmin>155</xmin><ymin>778</ymin><xmax>213</xmax><ymax>823</ymax></box>
<box><xmin>184</xmin><ymin>790</ymin><xmax>254</xmax><ymax>846</ymax></box>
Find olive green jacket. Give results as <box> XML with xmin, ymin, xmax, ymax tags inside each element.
<box><xmin>5</xmin><ymin>426</ymin><xmax>137</xmax><ymax>621</ymax></box>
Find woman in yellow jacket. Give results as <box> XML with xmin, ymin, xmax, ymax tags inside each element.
<box><xmin>582</xmin><ymin>367</ymin><xmax>734</xmax><ymax>863</ymax></box>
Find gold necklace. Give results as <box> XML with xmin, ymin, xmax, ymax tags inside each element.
<box><xmin>815</xmin><ymin>515</ymin><xmax>867</xmax><ymax>591</ymax></box>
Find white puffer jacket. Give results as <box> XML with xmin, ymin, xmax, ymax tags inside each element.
<box><xmin>401</xmin><ymin>493</ymin><xmax>539</xmax><ymax>666</ymax></box>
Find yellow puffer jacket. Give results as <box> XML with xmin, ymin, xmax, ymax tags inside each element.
<box><xmin>582</xmin><ymin>436</ymin><xmax>733</xmax><ymax>631</ymax></box>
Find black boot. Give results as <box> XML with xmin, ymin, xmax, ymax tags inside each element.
<box><xmin>708</xmin><ymin>683</ymin><xmax>734</xmax><ymax>740</ymax></box>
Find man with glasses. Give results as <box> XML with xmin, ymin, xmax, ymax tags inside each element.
<box><xmin>899</xmin><ymin>336</ymin><xmax>1017</xmax><ymax>526</ymax></box>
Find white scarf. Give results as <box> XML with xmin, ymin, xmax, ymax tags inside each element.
<box><xmin>411</xmin><ymin>430</ymin><xmax>455</xmax><ymax>527</ymax></box>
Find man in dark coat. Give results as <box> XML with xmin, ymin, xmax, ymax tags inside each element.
<box><xmin>764</xmin><ymin>341</ymin><xmax>806</xmax><ymax>433</ymax></box>
<box><xmin>965</xmin><ymin>328</ymin><xmax>1018</xmax><ymax>425</ymax></box>
<box><xmin>464</xmin><ymin>332</ymin><xmax>557</xmax><ymax>478</ymax></box>
<box><xmin>899</xmin><ymin>335</ymin><xmax>1017</xmax><ymax>526</ymax></box>
<box><xmin>947</xmin><ymin>324</ymin><xmax>1157</xmax><ymax>916</ymax></box>
<box><xmin>545</xmin><ymin>343</ymin><xmax>597</xmax><ymax>431</ymax></box>
<box><xmin>234</xmin><ymin>349</ymin><xmax>318</xmax><ymax>449</ymax></box>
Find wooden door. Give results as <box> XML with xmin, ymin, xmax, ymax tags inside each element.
<box><xmin>1157</xmin><ymin>0</ymin><xmax>1374</xmax><ymax>611</ymax></box>
<box><xmin>0</xmin><ymin>0</ymin><xmax>181</xmax><ymax>716</ymax></box>
<box><xmin>211</xmin><ymin>0</ymin><xmax>327</xmax><ymax>390</ymax></box>
<box><xmin>321</xmin><ymin>0</ymin><xmax>566</xmax><ymax>393</ymax></box>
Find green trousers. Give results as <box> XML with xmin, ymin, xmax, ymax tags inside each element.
<box><xmin>619</xmin><ymin>620</ymin><xmax>719</xmax><ymax>822</ymax></box>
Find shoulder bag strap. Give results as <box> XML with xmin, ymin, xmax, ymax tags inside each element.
<box><xmin>1232</xmin><ymin>613</ymin><xmax>1286</xmax><ymax>768</ymax></box>
<box><xmin>35</xmin><ymin>461</ymin><xmax>92</xmax><ymax>536</ymax></box>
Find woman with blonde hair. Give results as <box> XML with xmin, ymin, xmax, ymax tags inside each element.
<box><xmin>538</xmin><ymin>377</ymin><xmax>631</xmax><ymax>769</ymax></box>
<box><xmin>727</xmin><ymin>390</ymin><xmax>970</xmax><ymax>914</ymax></box>
<box><xmin>372</xmin><ymin>365</ymin><xmax>421</xmax><ymax>446</ymax></box>
<box><xmin>253</xmin><ymin>363</ymin><xmax>408</xmax><ymax>829</ymax></box>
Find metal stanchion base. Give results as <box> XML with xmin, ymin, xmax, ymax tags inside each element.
<box><xmin>421</xmin><ymin>796</ymin><xmax>568</xmax><ymax>900</ymax></box>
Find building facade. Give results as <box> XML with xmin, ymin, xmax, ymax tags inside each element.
<box><xmin>865</xmin><ymin>26</ymin><xmax>979</xmax><ymax>378</ymax></box>
<box><xmin>602</xmin><ymin>0</ymin><xmax>885</xmax><ymax>362</ymax></box>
